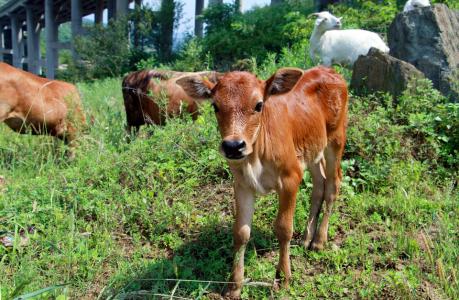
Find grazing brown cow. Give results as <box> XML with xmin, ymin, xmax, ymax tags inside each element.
<box><xmin>122</xmin><ymin>70</ymin><xmax>220</xmax><ymax>135</ymax></box>
<box><xmin>0</xmin><ymin>62</ymin><xmax>85</xmax><ymax>158</ymax></box>
<box><xmin>177</xmin><ymin>66</ymin><xmax>348</xmax><ymax>297</ymax></box>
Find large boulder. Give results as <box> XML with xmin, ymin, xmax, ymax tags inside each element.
<box><xmin>388</xmin><ymin>4</ymin><xmax>459</xmax><ymax>101</ymax></box>
<box><xmin>351</xmin><ymin>48</ymin><xmax>425</xmax><ymax>98</ymax></box>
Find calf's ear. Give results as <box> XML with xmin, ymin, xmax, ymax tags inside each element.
<box><xmin>265</xmin><ymin>67</ymin><xmax>304</xmax><ymax>97</ymax></box>
<box><xmin>176</xmin><ymin>76</ymin><xmax>216</xmax><ymax>99</ymax></box>
<box><xmin>206</xmin><ymin>72</ymin><xmax>224</xmax><ymax>84</ymax></box>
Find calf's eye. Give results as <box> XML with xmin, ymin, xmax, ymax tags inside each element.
<box><xmin>212</xmin><ymin>103</ymin><xmax>219</xmax><ymax>113</ymax></box>
<box><xmin>254</xmin><ymin>102</ymin><xmax>263</xmax><ymax>112</ymax></box>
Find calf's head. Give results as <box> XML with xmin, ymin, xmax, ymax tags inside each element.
<box><xmin>177</xmin><ymin>68</ymin><xmax>303</xmax><ymax>161</ymax></box>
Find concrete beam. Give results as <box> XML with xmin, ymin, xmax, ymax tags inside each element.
<box><xmin>45</xmin><ymin>0</ymin><xmax>57</xmax><ymax>79</ymax></box>
<box><xmin>195</xmin><ymin>0</ymin><xmax>204</xmax><ymax>38</ymax></box>
<box><xmin>26</xmin><ymin>5</ymin><xmax>40</xmax><ymax>74</ymax></box>
<box><xmin>71</xmin><ymin>0</ymin><xmax>82</xmax><ymax>36</ymax></box>
<box><xmin>51</xmin><ymin>41</ymin><xmax>71</xmax><ymax>49</ymax></box>
<box><xmin>0</xmin><ymin>27</ymin><xmax>4</xmax><ymax>62</ymax></box>
<box><xmin>108</xmin><ymin>0</ymin><xmax>116</xmax><ymax>21</ymax></box>
<box><xmin>95</xmin><ymin>0</ymin><xmax>104</xmax><ymax>24</ymax></box>
<box><xmin>71</xmin><ymin>0</ymin><xmax>82</xmax><ymax>61</ymax></box>
<box><xmin>10</xmin><ymin>13</ymin><xmax>22</xmax><ymax>68</ymax></box>
<box><xmin>116</xmin><ymin>0</ymin><xmax>129</xmax><ymax>18</ymax></box>
<box><xmin>0</xmin><ymin>49</ymin><xmax>13</xmax><ymax>54</ymax></box>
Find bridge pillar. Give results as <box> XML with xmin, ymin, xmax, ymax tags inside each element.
<box><xmin>108</xmin><ymin>0</ymin><xmax>116</xmax><ymax>21</ymax></box>
<box><xmin>116</xmin><ymin>0</ymin><xmax>129</xmax><ymax>18</ymax></box>
<box><xmin>95</xmin><ymin>0</ymin><xmax>104</xmax><ymax>24</ymax></box>
<box><xmin>71</xmin><ymin>0</ymin><xmax>82</xmax><ymax>61</ymax></box>
<box><xmin>195</xmin><ymin>0</ymin><xmax>204</xmax><ymax>38</ymax></box>
<box><xmin>45</xmin><ymin>0</ymin><xmax>57</xmax><ymax>79</ymax></box>
<box><xmin>10</xmin><ymin>13</ymin><xmax>22</xmax><ymax>68</ymax></box>
<box><xmin>0</xmin><ymin>26</ymin><xmax>4</xmax><ymax>62</ymax></box>
<box><xmin>26</xmin><ymin>6</ymin><xmax>40</xmax><ymax>74</ymax></box>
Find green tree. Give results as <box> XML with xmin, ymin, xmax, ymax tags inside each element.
<box><xmin>72</xmin><ymin>17</ymin><xmax>130</xmax><ymax>79</ymax></box>
<box><xmin>200</xmin><ymin>1</ymin><xmax>315</xmax><ymax>69</ymax></box>
<box><xmin>154</xmin><ymin>0</ymin><xmax>183</xmax><ymax>62</ymax></box>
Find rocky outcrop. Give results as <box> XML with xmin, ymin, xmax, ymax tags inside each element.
<box><xmin>388</xmin><ymin>4</ymin><xmax>459</xmax><ymax>101</ymax></box>
<box><xmin>351</xmin><ymin>48</ymin><xmax>425</xmax><ymax>98</ymax></box>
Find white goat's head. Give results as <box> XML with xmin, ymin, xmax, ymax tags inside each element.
<box><xmin>311</xmin><ymin>11</ymin><xmax>342</xmax><ymax>33</ymax></box>
<box><xmin>404</xmin><ymin>0</ymin><xmax>431</xmax><ymax>12</ymax></box>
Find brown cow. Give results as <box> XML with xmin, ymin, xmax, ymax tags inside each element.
<box><xmin>0</xmin><ymin>62</ymin><xmax>86</xmax><ymax>158</ymax></box>
<box><xmin>177</xmin><ymin>66</ymin><xmax>348</xmax><ymax>297</ymax></box>
<box><xmin>122</xmin><ymin>69</ymin><xmax>220</xmax><ymax>135</ymax></box>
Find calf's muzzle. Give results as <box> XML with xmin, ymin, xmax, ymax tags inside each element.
<box><xmin>221</xmin><ymin>139</ymin><xmax>246</xmax><ymax>160</ymax></box>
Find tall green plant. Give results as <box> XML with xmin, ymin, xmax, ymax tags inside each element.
<box><xmin>155</xmin><ymin>0</ymin><xmax>183</xmax><ymax>62</ymax></box>
<box><xmin>200</xmin><ymin>1</ymin><xmax>315</xmax><ymax>69</ymax></box>
<box><xmin>73</xmin><ymin>17</ymin><xmax>131</xmax><ymax>79</ymax></box>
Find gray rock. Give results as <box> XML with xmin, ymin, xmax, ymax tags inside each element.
<box><xmin>351</xmin><ymin>48</ymin><xmax>425</xmax><ymax>98</ymax></box>
<box><xmin>388</xmin><ymin>4</ymin><xmax>459</xmax><ymax>101</ymax></box>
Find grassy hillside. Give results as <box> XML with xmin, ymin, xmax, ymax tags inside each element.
<box><xmin>1</xmin><ymin>46</ymin><xmax>458</xmax><ymax>299</ymax></box>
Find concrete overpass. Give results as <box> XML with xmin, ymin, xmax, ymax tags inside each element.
<box><xmin>0</xmin><ymin>0</ymin><xmax>139</xmax><ymax>79</ymax></box>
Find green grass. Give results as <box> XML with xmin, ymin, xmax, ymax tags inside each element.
<box><xmin>0</xmin><ymin>75</ymin><xmax>458</xmax><ymax>299</ymax></box>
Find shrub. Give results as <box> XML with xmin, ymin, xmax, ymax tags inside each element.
<box><xmin>345</xmin><ymin>79</ymin><xmax>459</xmax><ymax>191</ymax></box>
<box><xmin>331</xmin><ymin>0</ymin><xmax>398</xmax><ymax>34</ymax></box>
<box><xmin>171</xmin><ymin>38</ymin><xmax>213</xmax><ymax>72</ymax></box>
<box><xmin>62</xmin><ymin>2</ymin><xmax>182</xmax><ymax>80</ymax></box>
<box><xmin>71</xmin><ymin>18</ymin><xmax>131</xmax><ymax>80</ymax></box>
<box><xmin>200</xmin><ymin>2</ymin><xmax>315</xmax><ymax>69</ymax></box>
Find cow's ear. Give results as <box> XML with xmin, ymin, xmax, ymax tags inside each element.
<box><xmin>176</xmin><ymin>76</ymin><xmax>216</xmax><ymax>99</ymax></box>
<box><xmin>265</xmin><ymin>68</ymin><xmax>303</xmax><ymax>98</ymax></box>
<box><xmin>206</xmin><ymin>72</ymin><xmax>224</xmax><ymax>84</ymax></box>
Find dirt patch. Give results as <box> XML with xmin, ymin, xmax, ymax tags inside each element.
<box><xmin>206</xmin><ymin>292</ymin><xmax>225</xmax><ymax>300</ymax></box>
<box><xmin>82</xmin><ymin>228</ymin><xmax>166</xmax><ymax>299</ymax></box>
<box><xmin>331</xmin><ymin>225</ymin><xmax>348</xmax><ymax>247</ymax></box>
<box><xmin>419</xmin><ymin>281</ymin><xmax>448</xmax><ymax>300</ymax></box>
<box><xmin>113</xmin><ymin>231</ymin><xmax>143</xmax><ymax>259</ymax></box>
<box><xmin>416</xmin><ymin>225</ymin><xmax>440</xmax><ymax>253</ymax></box>
<box><xmin>193</xmin><ymin>183</ymin><xmax>234</xmax><ymax>217</ymax></box>
<box><xmin>81</xmin><ymin>260</ymin><xmax>112</xmax><ymax>300</ymax></box>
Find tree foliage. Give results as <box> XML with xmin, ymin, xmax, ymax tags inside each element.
<box><xmin>199</xmin><ymin>1</ymin><xmax>315</xmax><ymax>69</ymax></box>
<box><xmin>67</xmin><ymin>1</ymin><xmax>182</xmax><ymax>80</ymax></box>
<box><xmin>73</xmin><ymin>17</ymin><xmax>131</xmax><ymax>79</ymax></box>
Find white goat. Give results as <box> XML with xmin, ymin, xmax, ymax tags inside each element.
<box><xmin>309</xmin><ymin>11</ymin><xmax>390</xmax><ymax>67</ymax></box>
<box><xmin>403</xmin><ymin>0</ymin><xmax>430</xmax><ymax>12</ymax></box>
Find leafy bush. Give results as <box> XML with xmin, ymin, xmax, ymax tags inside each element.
<box><xmin>346</xmin><ymin>79</ymin><xmax>459</xmax><ymax>191</ymax></box>
<box><xmin>200</xmin><ymin>2</ymin><xmax>315</xmax><ymax>69</ymax></box>
<box><xmin>330</xmin><ymin>0</ymin><xmax>398</xmax><ymax>36</ymax></box>
<box><xmin>62</xmin><ymin>2</ymin><xmax>182</xmax><ymax>80</ymax></box>
<box><xmin>171</xmin><ymin>38</ymin><xmax>213</xmax><ymax>72</ymax></box>
<box><xmin>70</xmin><ymin>18</ymin><xmax>131</xmax><ymax>80</ymax></box>
<box><xmin>433</xmin><ymin>0</ymin><xmax>459</xmax><ymax>9</ymax></box>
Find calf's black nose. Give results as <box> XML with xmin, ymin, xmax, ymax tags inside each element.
<box><xmin>221</xmin><ymin>140</ymin><xmax>246</xmax><ymax>158</ymax></box>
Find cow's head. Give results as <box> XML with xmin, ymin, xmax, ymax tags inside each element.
<box><xmin>177</xmin><ymin>68</ymin><xmax>303</xmax><ymax>161</ymax></box>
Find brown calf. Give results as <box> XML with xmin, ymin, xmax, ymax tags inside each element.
<box><xmin>0</xmin><ymin>62</ymin><xmax>85</xmax><ymax>157</ymax></box>
<box><xmin>122</xmin><ymin>70</ymin><xmax>220</xmax><ymax>135</ymax></box>
<box><xmin>178</xmin><ymin>66</ymin><xmax>348</xmax><ymax>297</ymax></box>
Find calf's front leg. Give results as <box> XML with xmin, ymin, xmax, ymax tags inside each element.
<box><xmin>225</xmin><ymin>182</ymin><xmax>255</xmax><ymax>298</ymax></box>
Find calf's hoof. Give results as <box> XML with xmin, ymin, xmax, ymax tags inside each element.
<box><xmin>274</xmin><ymin>270</ymin><xmax>290</xmax><ymax>290</ymax></box>
<box><xmin>302</xmin><ymin>238</ymin><xmax>313</xmax><ymax>250</ymax></box>
<box><xmin>223</xmin><ymin>284</ymin><xmax>242</xmax><ymax>299</ymax></box>
<box><xmin>66</xmin><ymin>150</ymin><xmax>76</xmax><ymax>161</ymax></box>
<box><xmin>310</xmin><ymin>241</ymin><xmax>324</xmax><ymax>251</ymax></box>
